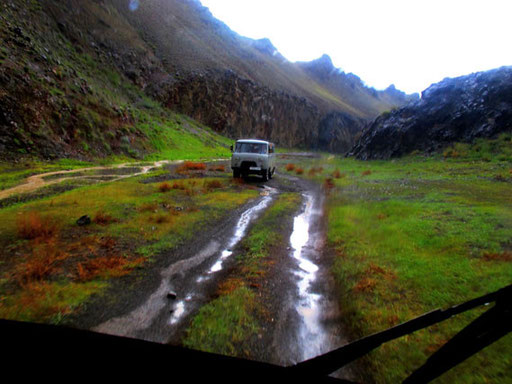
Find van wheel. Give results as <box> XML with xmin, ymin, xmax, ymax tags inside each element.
<box><xmin>268</xmin><ymin>168</ymin><xmax>273</xmax><ymax>179</ymax></box>
<box><xmin>233</xmin><ymin>169</ymin><xmax>240</xmax><ymax>178</ymax></box>
<box><xmin>262</xmin><ymin>169</ymin><xmax>269</xmax><ymax>182</ymax></box>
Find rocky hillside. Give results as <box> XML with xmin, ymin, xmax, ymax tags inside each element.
<box><xmin>0</xmin><ymin>0</ymin><xmax>415</xmax><ymax>160</ymax></box>
<box><xmin>350</xmin><ymin>67</ymin><xmax>512</xmax><ymax>159</ymax></box>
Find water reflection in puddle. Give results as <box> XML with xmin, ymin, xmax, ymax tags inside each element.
<box><xmin>290</xmin><ymin>193</ymin><xmax>328</xmax><ymax>361</ymax></box>
<box><xmin>168</xmin><ymin>187</ymin><xmax>276</xmax><ymax>326</ymax></box>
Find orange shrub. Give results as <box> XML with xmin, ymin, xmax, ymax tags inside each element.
<box><xmin>138</xmin><ymin>202</ymin><xmax>158</xmax><ymax>212</ymax></box>
<box><xmin>168</xmin><ymin>181</ymin><xmax>184</xmax><ymax>190</ymax></box>
<box><xmin>324</xmin><ymin>177</ymin><xmax>335</xmax><ymax>190</ymax></box>
<box><xmin>209</xmin><ymin>164</ymin><xmax>226</xmax><ymax>172</ymax></box>
<box><xmin>177</xmin><ymin>161</ymin><xmax>207</xmax><ymax>174</ymax></box>
<box><xmin>285</xmin><ymin>163</ymin><xmax>296</xmax><ymax>171</ymax></box>
<box><xmin>204</xmin><ymin>180</ymin><xmax>223</xmax><ymax>191</ymax></box>
<box><xmin>76</xmin><ymin>256</ymin><xmax>144</xmax><ymax>281</ymax></box>
<box><xmin>482</xmin><ymin>251</ymin><xmax>512</xmax><ymax>262</ymax></box>
<box><xmin>308</xmin><ymin>166</ymin><xmax>324</xmax><ymax>176</ymax></box>
<box><xmin>295</xmin><ymin>168</ymin><xmax>304</xmax><ymax>175</ymax></box>
<box><xmin>362</xmin><ymin>170</ymin><xmax>372</xmax><ymax>176</ymax></box>
<box><xmin>17</xmin><ymin>212</ymin><xmax>58</xmax><ymax>240</ymax></box>
<box><xmin>332</xmin><ymin>169</ymin><xmax>344</xmax><ymax>178</ymax></box>
<box><xmin>14</xmin><ymin>240</ymin><xmax>68</xmax><ymax>284</ymax></box>
<box><xmin>93</xmin><ymin>211</ymin><xmax>116</xmax><ymax>225</ymax></box>
<box><xmin>353</xmin><ymin>277</ymin><xmax>378</xmax><ymax>293</ymax></box>
<box><xmin>158</xmin><ymin>182</ymin><xmax>172</xmax><ymax>192</ymax></box>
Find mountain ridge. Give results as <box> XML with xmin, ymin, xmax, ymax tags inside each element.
<box><xmin>0</xmin><ymin>0</ymin><xmax>415</xmax><ymax>159</ymax></box>
<box><xmin>350</xmin><ymin>66</ymin><xmax>512</xmax><ymax>159</ymax></box>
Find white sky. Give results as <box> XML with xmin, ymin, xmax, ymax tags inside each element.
<box><xmin>199</xmin><ymin>0</ymin><xmax>512</xmax><ymax>94</ymax></box>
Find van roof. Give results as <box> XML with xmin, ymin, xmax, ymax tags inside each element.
<box><xmin>236</xmin><ymin>139</ymin><xmax>272</xmax><ymax>144</ymax></box>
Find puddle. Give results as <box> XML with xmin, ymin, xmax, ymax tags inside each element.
<box><xmin>289</xmin><ymin>193</ymin><xmax>331</xmax><ymax>361</ymax></box>
<box><xmin>93</xmin><ymin>239</ymin><xmax>221</xmax><ymax>338</ymax></box>
<box><xmin>169</xmin><ymin>186</ymin><xmax>277</xmax><ymax>326</ymax></box>
<box><xmin>0</xmin><ymin>160</ymin><xmax>180</xmax><ymax>200</ymax></box>
<box><xmin>207</xmin><ymin>188</ymin><xmax>276</xmax><ymax>275</ymax></box>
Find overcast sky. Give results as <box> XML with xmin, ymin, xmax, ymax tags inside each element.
<box><xmin>199</xmin><ymin>0</ymin><xmax>512</xmax><ymax>94</ymax></box>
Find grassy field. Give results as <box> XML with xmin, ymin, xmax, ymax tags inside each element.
<box><xmin>0</xmin><ymin>166</ymin><xmax>258</xmax><ymax>324</ymax></box>
<box><xmin>281</xmin><ymin>134</ymin><xmax>512</xmax><ymax>383</ymax></box>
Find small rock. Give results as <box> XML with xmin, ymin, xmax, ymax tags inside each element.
<box><xmin>167</xmin><ymin>291</ymin><xmax>177</xmax><ymax>299</ymax></box>
<box><xmin>76</xmin><ymin>215</ymin><xmax>91</xmax><ymax>226</ymax></box>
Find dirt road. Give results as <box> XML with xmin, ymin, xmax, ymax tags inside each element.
<box><xmin>58</xmin><ymin>158</ymin><xmax>351</xmax><ymax>377</ymax></box>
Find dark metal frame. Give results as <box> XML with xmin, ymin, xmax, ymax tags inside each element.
<box><xmin>1</xmin><ymin>284</ymin><xmax>510</xmax><ymax>382</ymax></box>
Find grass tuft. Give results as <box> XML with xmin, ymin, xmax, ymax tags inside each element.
<box><xmin>285</xmin><ymin>163</ymin><xmax>296</xmax><ymax>171</ymax></box>
<box><xmin>17</xmin><ymin>212</ymin><xmax>58</xmax><ymax>240</ymax></box>
<box><xmin>158</xmin><ymin>182</ymin><xmax>172</xmax><ymax>192</ymax></box>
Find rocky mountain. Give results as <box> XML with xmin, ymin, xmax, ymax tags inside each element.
<box><xmin>350</xmin><ymin>67</ymin><xmax>512</xmax><ymax>159</ymax></box>
<box><xmin>0</xmin><ymin>0</ymin><xmax>415</xmax><ymax>160</ymax></box>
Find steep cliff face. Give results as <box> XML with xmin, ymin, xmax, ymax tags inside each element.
<box><xmin>163</xmin><ymin>70</ymin><xmax>321</xmax><ymax>148</ymax></box>
<box><xmin>350</xmin><ymin>67</ymin><xmax>512</xmax><ymax>159</ymax></box>
<box><xmin>0</xmin><ymin>0</ymin><xmax>414</xmax><ymax>159</ymax></box>
<box><xmin>110</xmin><ymin>0</ymin><xmax>415</xmax><ymax>152</ymax></box>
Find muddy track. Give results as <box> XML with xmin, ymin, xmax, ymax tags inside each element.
<box><xmin>65</xmin><ymin>165</ymin><xmax>352</xmax><ymax>378</ymax></box>
<box><xmin>0</xmin><ymin>160</ymin><xmax>180</xmax><ymax>200</ymax></box>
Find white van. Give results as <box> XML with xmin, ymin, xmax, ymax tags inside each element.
<box><xmin>230</xmin><ymin>139</ymin><xmax>276</xmax><ymax>181</ymax></box>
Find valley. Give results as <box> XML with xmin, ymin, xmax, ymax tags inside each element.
<box><xmin>1</xmin><ymin>0</ymin><xmax>511</xmax><ymax>383</ymax></box>
<box><xmin>0</xmin><ymin>142</ymin><xmax>511</xmax><ymax>382</ymax></box>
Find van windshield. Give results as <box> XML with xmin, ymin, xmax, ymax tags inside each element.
<box><xmin>235</xmin><ymin>142</ymin><xmax>268</xmax><ymax>154</ymax></box>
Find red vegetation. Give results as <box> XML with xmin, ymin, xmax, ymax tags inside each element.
<box><xmin>17</xmin><ymin>212</ymin><xmax>58</xmax><ymax>240</ymax></box>
<box><xmin>177</xmin><ymin>161</ymin><xmax>207</xmax><ymax>174</ymax></box>
<box><xmin>353</xmin><ymin>277</ymin><xmax>377</xmax><ymax>293</ymax></box>
<box><xmin>158</xmin><ymin>182</ymin><xmax>172</xmax><ymax>192</ymax></box>
<box><xmin>295</xmin><ymin>167</ymin><xmax>304</xmax><ymax>175</ymax></box>
<box><xmin>13</xmin><ymin>240</ymin><xmax>68</xmax><ymax>285</ymax></box>
<box><xmin>76</xmin><ymin>255</ymin><xmax>144</xmax><ymax>281</ymax></box>
<box><xmin>285</xmin><ymin>163</ymin><xmax>296</xmax><ymax>171</ymax></box>
<box><xmin>93</xmin><ymin>211</ymin><xmax>116</xmax><ymax>225</ymax></box>
<box><xmin>482</xmin><ymin>251</ymin><xmax>512</xmax><ymax>262</ymax></box>
<box><xmin>209</xmin><ymin>164</ymin><xmax>226</xmax><ymax>172</ymax></box>
<box><xmin>362</xmin><ymin>170</ymin><xmax>372</xmax><ymax>176</ymax></box>
<box><xmin>308</xmin><ymin>166</ymin><xmax>324</xmax><ymax>176</ymax></box>
<box><xmin>204</xmin><ymin>179</ymin><xmax>223</xmax><ymax>191</ymax></box>
<box><xmin>323</xmin><ymin>177</ymin><xmax>335</xmax><ymax>190</ymax></box>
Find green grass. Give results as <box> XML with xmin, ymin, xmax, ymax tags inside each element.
<box><xmin>183</xmin><ymin>287</ymin><xmax>261</xmax><ymax>355</ymax></box>
<box><xmin>0</xmin><ymin>173</ymin><xmax>258</xmax><ymax>323</ymax></box>
<box><xmin>286</xmin><ymin>139</ymin><xmax>512</xmax><ymax>383</ymax></box>
<box><xmin>0</xmin><ymin>281</ymin><xmax>107</xmax><ymax>323</ymax></box>
<box><xmin>0</xmin><ymin>159</ymin><xmax>93</xmax><ymax>191</ymax></box>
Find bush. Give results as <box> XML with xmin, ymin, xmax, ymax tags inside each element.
<box><xmin>93</xmin><ymin>211</ymin><xmax>116</xmax><ymax>225</ymax></box>
<box><xmin>285</xmin><ymin>163</ymin><xmax>295</xmax><ymax>172</ymax></box>
<box><xmin>158</xmin><ymin>182</ymin><xmax>172</xmax><ymax>192</ymax></box>
<box><xmin>204</xmin><ymin>180</ymin><xmax>223</xmax><ymax>191</ymax></box>
<box><xmin>17</xmin><ymin>212</ymin><xmax>58</xmax><ymax>240</ymax></box>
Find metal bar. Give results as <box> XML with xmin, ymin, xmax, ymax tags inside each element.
<box><xmin>403</xmin><ymin>298</ymin><xmax>512</xmax><ymax>383</ymax></box>
<box><xmin>289</xmin><ymin>284</ymin><xmax>512</xmax><ymax>378</ymax></box>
